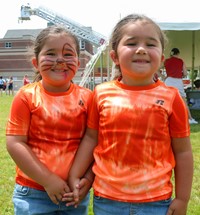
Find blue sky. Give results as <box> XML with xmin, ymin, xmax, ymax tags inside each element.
<box><xmin>1</xmin><ymin>0</ymin><xmax>200</xmax><ymax>39</ymax></box>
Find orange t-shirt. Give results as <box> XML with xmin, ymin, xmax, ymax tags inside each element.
<box><xmin>88</xmin><ymin>79</ymin><xmax>190</xmax><ymax>203</ymax></box>
<box><xmin>6</xmin><ymin>81</ymin><xmax>92</xmax><ymax>190</ymax></box>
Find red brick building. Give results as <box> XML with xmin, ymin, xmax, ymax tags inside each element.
<box><xmin>0</xmin><ymin>29</ymin><xmax>93</xmax><ymax>90</ymax></box>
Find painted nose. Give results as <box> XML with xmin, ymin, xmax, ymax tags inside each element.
<box><xmin>56</xmin><ymin>58</ymin><xmax>65</xmax><ymax>63</ymax></box>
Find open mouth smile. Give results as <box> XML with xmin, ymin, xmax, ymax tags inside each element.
<box><xmin>133</xmin><ymin>59</ymin><xmax>150</xmax><ymax>63</ymax></box>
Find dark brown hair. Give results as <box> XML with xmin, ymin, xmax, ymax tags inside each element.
<box><xmin>170</xmin><ymin>48</ymin><xmax>180</xmax><ymax>56</ymax></box>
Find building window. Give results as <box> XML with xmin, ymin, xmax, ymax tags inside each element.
<box><xmin>5</xmin><ymin>42</ymin><xmax>12</xmax><ymax>48</ymax></box>
<box><xmin>80</xmin><ymin>40</ymin><xmax>85</xmax><ymax>50</ymax></box>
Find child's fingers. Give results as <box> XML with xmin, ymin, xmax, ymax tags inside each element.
<box><xmin>73</xmin><ymin>187</ymin><xmax>80</xmax><ymax>203</ymax></box>
<box><xmin>76</xmin><ymin>179</ymin><xmax>84</xmax><ymax>189</ymax></box>
<box><xmin>62</xmin><ymin>192</ymin><xmax>74</xmax><ymax>201</ymax></box>
<box><xmin>66</xmin><ymin>201</ymin><xmax>76</xmax><ymax>207</ymax></box>
<box><xmin>50</xmin><ymin>195</ymin><xmax>59</xmax><ymax>205</ymax></box>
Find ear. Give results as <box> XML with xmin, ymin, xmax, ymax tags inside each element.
<box><xmin>77</xmin><ymin>59</ymin><xmax>80</xmax><ymax>68</ymax></box>
<box><xmin>32</xmin><ymin>58</ymin><xmax>38</xmax><ymax>69</ymax></box>
<box><xmin>110</xmin><ymin>50</ymin><xmax>119</xmax><ymax>65</ymax></box>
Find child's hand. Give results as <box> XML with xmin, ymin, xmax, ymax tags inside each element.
<box><xmin>43</xmin><ymin>173</ymin><xmax>70</xmax><ymax>205</ymax></box>
<box><xmin>62</xmin><ymin>178</ymin><xmax>80</xmax><ymax>207</ymax></box>
<box><xmin>167</xmin><ymin>198</ymin><xmax>188</xmax><ymax>215</ymax></box>
<box><xmin>63</xmin><ymin>176</ymin><xmax>93</xmax><ymax>207</ymax></box>
<box><xmin>75</xmin><ymin>177</ymin><xmax>93</xmax><ymax>204</ymax></box>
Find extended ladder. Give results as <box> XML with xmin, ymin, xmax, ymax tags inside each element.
<box><xmin>19</xmin><ymin>4</ymin><xmax>109</xmax><ymax>87</ymax></box>
<box><xmin>79</xmin><ymin>41</ymin><xmax>109</xmax><ymax>87</ymax></box>
<box><xmin>19</xmin><ymin>4</ymin><xmax>106</xmax><ymax>46</ymax></box>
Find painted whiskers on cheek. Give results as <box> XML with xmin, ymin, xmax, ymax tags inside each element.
<box><xmin>40</xmin><ymin>58</ymin><xmax>55</xmax><ymax>72</ymax></box>
<box><xmin>40</xmin><ymin>57</ymin><xmax>77</xmax><ymax>74</ymax></box>
<box><xmin>63</xmin><ymin>57</ymin><xmax>77</xmax><ymax>74</ymax></box>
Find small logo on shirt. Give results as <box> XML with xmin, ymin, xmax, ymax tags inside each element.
<box><xmin>79</xmin><ymin>100</ymin><xmax>84</xmax><ymax>106</ymax></box>
<box><xmin>156</xmin><ymin>99</ymin><xmax>164</xmax><ymax>105</ymax></box>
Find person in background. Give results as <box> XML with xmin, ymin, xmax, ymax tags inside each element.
<box><xmin>64</xmin><ymin>14</ymin><xmax>193</xmax><ymax>215</ymax></box>
<box><xmin>0</xmin><ymin>76</ymin><xmax>4</xmax><ymax>96</ymax></box>
<box><xmin>3</xmin><ymin>77</ymin><xmax>8</xmax><ymax>94</ymax></box>
<box><xmin>6</xmin><ymin>25</ymin><xmax>93</xmax><ymax>215</ymax></box>
<box><xmin>164</xmin><ymin>48</ymin><xmax>198</xmax><ymax>124</ymax></box>
<box><xmin>194</xmin><ymin>79</ymin><xmax>200</xmax><ymax>90</ymax></box>
<box><xmin>23</xmin><ymin>74</ymin><xmax>30</xmax><ymax>85</ymax></box>
<box><xmin>8</xmin><ymin>76</ymin><xmax>14</xmax><ymax>96</ymax></box>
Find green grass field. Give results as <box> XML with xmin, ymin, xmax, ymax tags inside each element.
<box><xmin>0</xmin><ymin>93</ymin><xmax>200</xmax><ymax>214</ymax></box>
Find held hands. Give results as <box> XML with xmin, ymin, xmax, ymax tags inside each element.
<box><xmin>43</xmin><ymin>173</ymin><xmax>70</xmax><ymax>205</ymax></box>
<box><xmin>167</xmin><ymin>198</ymin><xmax>188</xmax><ymax>215</ymax></box>
<box><xmin>62</xmin><ymin>178</ymin><xmax>80</xmax><ymax>207</ymax></box>
<box><xmin>62</xmin><ymin>177</ymin><xmax>93</xmax><ymax>207</ymax></box>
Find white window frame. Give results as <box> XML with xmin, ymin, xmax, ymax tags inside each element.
<box><xmin>5</xmin><ymin>42</ymin><xmax>12</xmax><ymax>48</ymax></box>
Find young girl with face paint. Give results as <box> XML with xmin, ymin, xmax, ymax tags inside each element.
<box><xmin>65</xmin><ymin>14</ymin><xmax>193</xmax><ymax>215</ymax></box>
<box><xmin>6</xmin><ymin>25</ymin><xmax>92</xmax><ymax>215</ymax></box>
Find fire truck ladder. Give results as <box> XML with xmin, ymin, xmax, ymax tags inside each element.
<box><xmin>19</xmin><ymin>4</ymin><xmax>108</xmax><ymax>87</ymax></box>
<box><xmin>79</xmin><ymin>41</ymin><xmax>108</xmax><ymax>87</ymax></box>
<box><xmin>19</xmin><ymin>5</ymin><xmax>106</xmax><ymax>46</ymax></box>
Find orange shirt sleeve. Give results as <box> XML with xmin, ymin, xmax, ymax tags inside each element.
<box><xmin>6</xmin><ymin>90</ymin><xmax>31</xmax><ymax>135</ymax></box>
<box><xmin>87</xmin><ymin>91</ymin><xmax>99</xmax><ymax>130</ymax></box>
<box><xmin>169</xmin><ymin>90</ymin><xmax>190</xmax><ymax>137</ymax></box>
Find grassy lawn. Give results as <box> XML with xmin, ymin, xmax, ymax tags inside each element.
<box><xmin>0</xmin><ymin>93</ymin><xmax>199</xmax><ymax>214</ymax></box>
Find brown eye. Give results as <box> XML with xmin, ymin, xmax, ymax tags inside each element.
<box><xmin>64</xmin><ymin>53</ymin><xmax>73</xmax><ymax>57</ymax></box>
<box><xmin>46</xmin><ymin>52</ymin><xmax>55</xmax><ymax>56</ymax></box>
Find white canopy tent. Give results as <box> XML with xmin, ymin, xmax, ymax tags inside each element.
<box><xmin>83</xmin><ymin>22</ymin><xmax>200</xmax><ymax>88</ymax></box>
<box><xmin>158</xmin><ymin>22</ymin><xmax>200</xmax><ymax>82</ymax></box>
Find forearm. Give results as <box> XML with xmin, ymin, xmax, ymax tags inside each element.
<box><xmin>68</xmin><ymin>128</ymin><xmax>98</xmax><ymax>188</ymax></box>
<box><xmin>174</xmin><ymin>151</ymin><xmax>193</xmax><ymax>202</ymax></box>
<box><xmin>6</xmin><ymin>136</ymin><xmax>53</xmax><ymax>187</ymax></box>
<box><xmin>83</xmin><ymin>163</ymin><xmax>95</xmax><ymax>184</ymax></box>
<box><xmin>68</xmin><ymin>141</ymin><xmax>96</xmax><ymax>188</ymax></box>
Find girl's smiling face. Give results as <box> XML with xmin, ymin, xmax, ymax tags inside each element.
<box><xmin>110</xmin><ymin>21</ymin><xmax>164</xmax><ymax>86</ymax></box>
<box><xmin>32</xmin><ymin>33</ymin><xmax>80</xmax><ymax>92</ymax></box>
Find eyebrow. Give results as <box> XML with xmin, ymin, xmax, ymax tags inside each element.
<box><xmin>63</xmin><ymin>43</ymin><xmax>76</xmax><ymax>52</ymax></box>
<box><xmin>126</xmin><ymin>36</ymin><xmax>158</xmax><ymax>42</ymax></box>
<box><xmin>45</xmin><ymin>46</ymin><xmax>76</xmax><ymax>53</ymax></box>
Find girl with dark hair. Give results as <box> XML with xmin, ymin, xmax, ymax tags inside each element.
<box><xmin>65</xmin><ymin>14</ymin><xmax>193</xmax><ymax>215</ymax></box>
<box><xmin>6</xmin><ymin>25</ymin><xmax>92</xmax><ymax>215</ymax></box>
